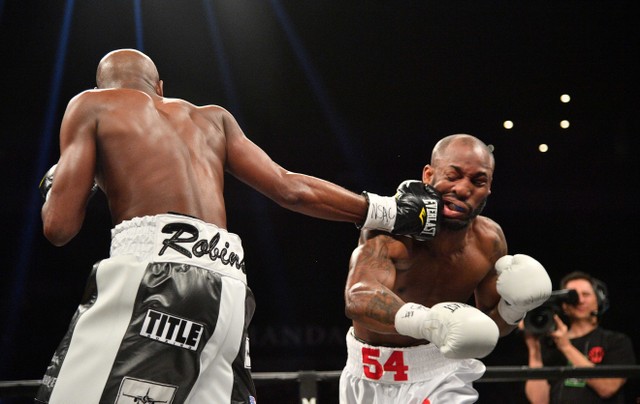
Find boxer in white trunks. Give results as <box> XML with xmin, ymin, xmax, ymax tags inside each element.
<box><xmin>340</xmin><ymin>134</ymin><xmax>553</xmax><ymax>403</ymax></box>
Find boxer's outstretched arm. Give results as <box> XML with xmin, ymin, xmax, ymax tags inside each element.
<box><xmin>42</xmin><ymin>92</ymin><xmax>98</xmax><ymax>246</ymax></box>
<box><xmin>221</xmin><ymin>108</ymin><xmax>440</xmax><ymax>236</ymax></box>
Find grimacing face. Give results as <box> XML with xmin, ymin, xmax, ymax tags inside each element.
<box><xmin>423</xmin><ymin>143</ymin><xmax>493</xmax><ymax>230</ymax></box>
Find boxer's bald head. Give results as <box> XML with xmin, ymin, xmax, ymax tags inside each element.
<box><xmin>431</xmin><ymin>134</ymin><xmax>494</xmax><ymax>170</ymax></box>
<box><xmin>96</xmin><ymin>48</ymin><xmax>162</xmax><ymax>96</ymax></box>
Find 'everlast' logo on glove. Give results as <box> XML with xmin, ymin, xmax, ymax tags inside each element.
<box><xmin>420</xmin><ymin>199</ymin><xmax>439</xmax><ymax>238</ymax></box>
<box><xmin>395</xmin><ymin>180</ymin><xmax>442</xmax><ymax>240</ymax></box>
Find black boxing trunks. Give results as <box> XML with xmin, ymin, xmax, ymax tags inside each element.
<box><xmin>36</xmin><ymin>213</ymin><xmax>257</xmax><ymax>404</ymax></box>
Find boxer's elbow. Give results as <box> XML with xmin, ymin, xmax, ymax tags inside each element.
<box><xmin>43</xmin><ymin>221</ymin><xmax>74</xmax><ymax>246</ymax></box>
<box><xmin>273</xmin><ymin>177</ymin><xmax>311</xmax><ymax>208</ymax></box>
<box><xmin>344</xmin><ymin>301</ymin><xmax>361</xmax><ymax>322</ymax></box>
<box><xmin>344</xmin><ymin>283</ymin><xmax>373</xmax><ymax>321</ymax></box>
<box><xmin>274</xmin><ymin>171</ymin><xmax>339</xmax><ymax>211</ymax></box>
<box><xmin>275</xmin><ymin>190</ymin><xmax>305</xmax><ymax>210</ymax></box>
<box><xmin>42</xmin><ymin>209</ymin><xmax>81</xmax><ymax>246</ymax></box>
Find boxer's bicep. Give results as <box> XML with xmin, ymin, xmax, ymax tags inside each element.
<box><xmin>43</xmin><ymin>94</ymin><xmax>98</xmax><ymax>245</ymax></box>
<box><xmin>345</xmin><ymin>234</ymin><xmax>404</xmax><ymax>326</ymax></box>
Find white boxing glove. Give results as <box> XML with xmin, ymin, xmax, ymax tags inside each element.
<box><xmin>395</xmin><ymin>302</ymin><xmax>499</xmax><ymax>359</ymax></box>
<box><xmin>495</xmin><ymin>254</ymin><xmax>552</xmax><ymax>325</ymax></box>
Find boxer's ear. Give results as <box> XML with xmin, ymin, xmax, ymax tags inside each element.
<box><xmin>422</xmin><ymin>165</ymin><xmax>434</xmax><ymax>184</ymax></box>
<box><xmin>156</xmin><ymin>80</ymin><xmax>164</xmax><ymax>96</ymax></box>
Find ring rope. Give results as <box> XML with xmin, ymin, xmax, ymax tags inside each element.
<box><xmin>2</xmin><ymin>366</ymin><xmax>639</xmax><ymax>398</ymax></box>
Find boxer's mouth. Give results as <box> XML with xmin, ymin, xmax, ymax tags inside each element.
<box><xmin>443</xmin><ymin>199</ymin><xmax>466</xmax><ymax>212</ymax></box>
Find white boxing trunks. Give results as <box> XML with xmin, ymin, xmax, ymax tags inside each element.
<box><xmin>36</xmin><ymin>213</ymin><xmax>257</xmax><ymax>404</ymax></box>
<box><xmin>339</xmin><ymin>328</ymin><xmax>486</xmax><ymax>404</ymax></box>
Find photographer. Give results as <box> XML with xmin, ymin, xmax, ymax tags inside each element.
<box><xmin>521</xmin><ymin>271</ymin><xmax>636</xmax><ymax>403</ymax></box>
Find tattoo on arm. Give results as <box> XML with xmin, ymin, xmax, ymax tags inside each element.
<box><xmin>365</xmin><ymin>290</ymin><xmax>402</xmax><ymax>325</ymax></box>
<box><xmin>358</xmin><ymin>241</ymin><xmax>396</xmax><ymax>285</ymax></box>
<box><xmin>349</xmin><ymin>235</ymin><xmax>403</xmax><ymax>326</ymax></box>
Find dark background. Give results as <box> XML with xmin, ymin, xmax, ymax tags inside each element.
<box><xmin>1</xmin><ymin>1</ymin><xmax>638</xmax><ymax>403</ymax></box>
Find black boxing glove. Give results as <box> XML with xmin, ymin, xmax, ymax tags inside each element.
<box><xmin>39</xmin><ymin>164</ymin><xmax>58</xmax><ymax>200</ymax></box>
<box><xmin>39</xmin><ymin>163</ymin><xmax>98</xmax><ymax>201</ymax></box>
<box><xmin>395</xmin><ymin>180</ymin><xmax>442</xmax><ymax>239</ymax></box>
<box><xmin>361</xmin><ymin>180</ymin><xmax>442</xmax><ymax>239</ymax></box>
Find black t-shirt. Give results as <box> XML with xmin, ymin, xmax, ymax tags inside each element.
<box><xmin>540</xmin><ymin>327</ymin><xmax>636</xmax><ymax>403</ymax></box>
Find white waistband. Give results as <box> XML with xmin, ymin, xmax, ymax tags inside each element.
<box><xmin>110</xmin><ymin>214</ymin><xmax>246</xmax><ymax>283</ymax></box>
<box><xmin>344</xmin><ymin>328</ymin><xmax>471</xmax><ymax>383</ymax></box>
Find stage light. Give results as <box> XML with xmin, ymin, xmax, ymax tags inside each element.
<box><xmin>503</xmin><ymin>120</ymin><xmax>514</xmax><ymax>129</ymax></box>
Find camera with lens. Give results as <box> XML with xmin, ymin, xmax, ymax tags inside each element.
<box><xmin>523</xmin><ymin>289</ymin><xmax>578</xmax><ymax>335</ymax></box>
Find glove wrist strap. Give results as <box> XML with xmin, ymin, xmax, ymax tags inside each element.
<box><xmin>498</xmin><ymin>298</ymin><xmax>526</xmax><ymax>325</ymax></box>
<box><xmin>394</xmin><ymin>302</ymin><xmax>430</xmax><ymax>339</ymax></box>
<box><xmin>360</xmin><ymin>192</ymin><xmax>396</xmax><ymax>232</ymax></box>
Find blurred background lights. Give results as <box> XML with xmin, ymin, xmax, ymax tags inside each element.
<box><xmin>538</xmin><ymin>144</ymin><xmax>549</xmax><ymax>152</ymax></box>
<box><xmin>503</xmin><ymin>120</ymin><xmax>514</xmax><ymax>129</ymax></box>
<box><xmin>560</xmin><ymin>120</ymin><xmax>570</xmax><ymax>129</ymax></box>
<box><xmin>560</xmin><ymin>94</ymin><xmax>571</xmax><ymax>103</ymax></box>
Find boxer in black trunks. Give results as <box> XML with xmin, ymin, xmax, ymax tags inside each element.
<box><xmin>36</xmin><ymin>48</ymin><xmax>438</xmax><ymax>403</ymax></box>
